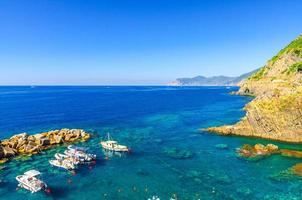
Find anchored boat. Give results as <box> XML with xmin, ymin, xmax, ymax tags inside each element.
<box><xmin>100</xmin><ymin>133</ymin><xmax>130</xmax><ymax>152</ymax></box>
<box><xmin>49</xmin><ymin>159</ymin><xmax>75</xmax><ymax>170</ymax></box>
<box><xmin>16</xmin><ymin>170</ymin><xmax>47</xmax><ymax>193</ymax></box>
<box><xmin>64</xmin><ymin>145</ymin><xmax>96</xmax><ymax>162</ymax></box>
<box><xmin>55</xmin><ymin>153</ymin><xmax>80</xmax><ymax>165</ymax></box>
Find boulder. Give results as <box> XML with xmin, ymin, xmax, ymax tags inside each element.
<box><xmin>10</xmin><ymin>133</ymin><xmax>28</xmax><ymax>140</ymax></box>
<box><xmin>266</xmin><ymin>144</ymin><xmax>278</xmax><ymax>152</ymax></box>
<box><xmin>36</xmin><ymin>137</ymin><xmax>50</xmax><ymax>146</ymax></box>
<box><xmin>53</xmin><ymin>135</ymin><xmax>64</xmax><ymax>144</ymax></box>
<box><xmin>2</xmin><ymin>146</ymin><xmax>16</xmax><ymax>157</ymax></box>
<box><xmin>27</xmin><ymin>135</ymin><xmax>35</xmax><ymax>142</ymax></box>
<box><xmin>24</xmin><ymin>144</ymin><xmax>39</xmax><ymax>154</ymax></box>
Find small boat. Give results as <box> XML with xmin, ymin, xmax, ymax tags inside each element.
<box><xmin>67</xmin><ymin>145</ymin><xmax>87</xmax><ymax>152</ymax></box>
<box><xmin>64</xmin><ymin>146</ymin><xmax>96</xmax><ymax>162</ymax></box>
<box><xmin>100</xmin><ymin>133</ymin><xmax>130</xmax><ymax>152</ymax></box>
<box><xmin>16</xmin><ymin>170</ymin><xmax>47</xmax><ymax>193</ymax></box>
<box><xmin>49</xmin><ymin>159</ymin><xmax>75</xmax><ymax>170</ymax></box>
<box><xmin>55</xmin><ymin>153</ymin><xmax>80</xmax><ymax>165</ymax></box>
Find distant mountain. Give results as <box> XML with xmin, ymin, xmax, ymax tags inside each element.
<box><xmin>168</xmin><ymin>70</ymin><xmax>258</xmax><ymax>86</ymax></box>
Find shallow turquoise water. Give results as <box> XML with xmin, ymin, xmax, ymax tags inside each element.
<box><xmin>0</xmin><ymin>86</ymin><xmax>302</xmax><ymax>199</ymax></box>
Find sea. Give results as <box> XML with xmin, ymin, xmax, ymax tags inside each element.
<box><xmin>0</xmin><ymin>86</ymin><xmax>302</xmax><ymax>200</ymax></box>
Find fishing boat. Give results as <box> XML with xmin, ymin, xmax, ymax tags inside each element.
<box><xmin>100</xmin><ymin>133</ymin><xmax>130</xmax><ymax>152</ymax></box>
<box><xmin>64</xmin><ymin>145</ymin><xmax>96</xmax><ymax>162</ymax></box>
<box><xmin>49</xmin><ymin>159</ymin><xmax>75</xmax><ymax>170</ymax></box>
<box><xmin>16</xmin><ymin>170</ymin><xmax>47</xmax><ymax>193</ymax></box>
<box><xmin>55</xmin><ymin>153</ymin><xmax>80</xmax><ymax>165</ymax></box>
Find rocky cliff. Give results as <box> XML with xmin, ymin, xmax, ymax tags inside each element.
<box><xmin>206</xmin><ymin>34</ymin><xmax>302</xmax><ymax>143</ymax></box>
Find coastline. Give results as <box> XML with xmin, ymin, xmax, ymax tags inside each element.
<box><xmin>205</xmin><ymin>34</ymin><xmax>302</xmax><ymax>143</ymax></box>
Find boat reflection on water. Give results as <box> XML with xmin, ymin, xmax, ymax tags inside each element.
<box><xmin>102</xmin><ymin>149</ymin><xmax>125</xmax><ymax>159</ymax></box>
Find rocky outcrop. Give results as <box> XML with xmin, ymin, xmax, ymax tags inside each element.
<box><xmin>236</xmin><ymin>143</ymin><xmax>279</xmax><ymax>159</ymax></box>
<box><xmin>0</xmin><ymin>129</ymin><xmax>90</xmax><ymax>163</ymax></box>
<box><xmin>206</xmin><ymin>34</ymin><xmax>302</xmax><ymax>143</ymax></box>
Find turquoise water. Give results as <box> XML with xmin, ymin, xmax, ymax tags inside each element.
<box><xmin>0</xmin><ymin>86</ymin><xmax>302</xmax><ymax>200</ymax></box>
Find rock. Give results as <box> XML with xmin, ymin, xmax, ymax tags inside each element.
<box><xmin>53</xmin><ymin>135</ymin><xmax>64</xmax><ymax>144</ymax></box>
<box><xmin>0</xmin><ymin>128</ymin><xmax>90</xmax><ymax>162</ymax></box>
<box><xmin>237</xmin><ymin>143</ymin><xmax>279</xmax><ymax>159</ymax></box>
<box><xmin>2</xmin><ymin>146</ymin><xmax>16</xmax><ymax>157</ymax></box>
<box><xmin>10</xmin><ymin>133</ymin><xmax>28</xmax><ymax>140</ymax></box>
<box><xmin>266</xmin><ymin>144</ymin><xmax>278</xmax><ymax>152</ymax></box>
<box><xmin>27</xmin><ymin>135</ymin><xmax>35</xmax><ymax>142</ymax></box>
<box><xmin>37</xmin><ymin>137</ymin><xmax>50</xmax><ymax>146</ymax></box>
<box><xmin>215</xmin><ymin>144</ymin><xmax>228</xmax><ymax>149</ymax></box>
<box><xmin>291</xmin><ymin>163</ymin><xmax>302</xmax><ymax>176</ymax></box>
<box><xmin>0</xmin><ymin>158</ymin><xmax>8</xmax><ymax>164</ymax></box>
<box><xmin>164</xmin><ymin>147</ymin><xmax>194</xmax><ymax>159</ymax></box>
<box><xmin>280</xmin><ymin>149</ymin><xmax>302</xmax><ymax>158</ymax></box>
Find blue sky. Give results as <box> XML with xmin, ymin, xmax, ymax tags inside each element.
<box><xmin>0</xmin><ymin>0</ymin><xmax>302</xmax><ymax>85</ymax></box>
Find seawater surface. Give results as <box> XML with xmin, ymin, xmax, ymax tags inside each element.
<box><xmin>0</xmin><ymin>86</ymin><xmax>301</xmax><ymax>200</ymax></box>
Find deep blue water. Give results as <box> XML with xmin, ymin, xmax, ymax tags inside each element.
<box><xmin>0</xmin><ymin>86</ymin><xmax>302</xmax><ymax>200</ymax></box>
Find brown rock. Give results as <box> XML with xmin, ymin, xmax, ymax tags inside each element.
<box><xmin>237</xmin><ymin>143</ymin><xmax>279</xmax><ymax>159</ymax></box>
<box><xmin>53</xmin><ymin>135</ymin><xmax>64</xmax><ymax>144</ymax></box>
<box><xmin>36</xmin><ymin>137</ymin><xmax>50</xmax><ymax>146</ymax></box>
<box><xmin>291</xmin><ymin>163</ymin><xmax>302</xmax><ymax>176</ymax></box>
<box><xmin>2</xmin><ymin>146</ymin><xmax>16</xmax><ymax>157</ymax></box>
<box><xmin>281</xmin><ymin>149</ymin><xmax>302</xmax><ymax>158</ymax></box>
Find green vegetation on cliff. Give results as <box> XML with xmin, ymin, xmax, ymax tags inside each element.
<box><xmin>283</xmin><ymin>61</ymin><xmax>302</xmax><ymax>75</ymax></box>
<box><xmin>248</xmin><ymin>66</ymin><xmax>268</xmax><ymax>80</ymax></box>
<box><xmin>270</xmin><ymin>34</ymin><xmax>302</xmax><ymax>64</ymax></box>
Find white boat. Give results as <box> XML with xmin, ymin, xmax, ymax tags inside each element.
<box><xmin>49</xmin><ymin>159</ymin><xmax>75</xmax><ymax>170</ymax></box>
<box><xmin>64</xmin><ymin>146</ymin><xmax>96</xmax><ymax>162</ymax></box>
<box><xmin>16</xmin><ymin>170</ymin><xmax>47</xmax><ymax>193</ymax></box>
<box><xmin>100</xmin><ymin>133</ymin><xmax>130</xmax><ymax>152</ymax></box>
<box><xmin>55</xmin><ymin>153</ymin><xmax>80</xmax><ymax>165</ymax></box>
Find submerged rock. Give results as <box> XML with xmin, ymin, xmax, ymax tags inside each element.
<box><xmin>0</xmin><ymin>128</ymin><xmax>90</xmax><ymax>163</ymax></box>
<box><xmin>215</xmin><ymin>144</ymin><xmax>228</xmax><ymax>149</ymax></box>
<box><xmin>291</xmin><ymin>163</ymin><xmax>302</xmax><ymax>176</ymax></box>
<box><xmin>280</xmin><ymin>149</ymin><xmax>302</xmax><ymax>158</ymax></box>
<box><xmin>236</xmin><ymin>143</ymin><xmax>279</xmax><ymax>160</ymax></box>
<box><xmin>164</xmin><ymin>147</ymin><xmax>194</xmax><ymax>159</ymax></box>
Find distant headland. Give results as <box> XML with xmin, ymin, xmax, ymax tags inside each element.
<box><xmin>168</xmin><ymin>70</ymin><xmax>258</xmax><ymax>86</ymax></box>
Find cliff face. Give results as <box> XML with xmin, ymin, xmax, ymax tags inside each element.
<box><xmin>207</xmin><ymin>34</ymin><xmax>302</xmax><ymax>142</ymax></box>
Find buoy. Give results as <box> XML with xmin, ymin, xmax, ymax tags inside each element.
<box><xmin>45</xmin><ymin>188</ymin><xmax>52</xmax><ymax>194</ymax></box>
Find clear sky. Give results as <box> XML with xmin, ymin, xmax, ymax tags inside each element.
<box><xmin>0</xmin><ymin>0</ymin><xmax>302</xmax><ymax>85</ymax></box>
